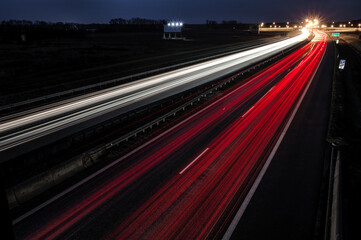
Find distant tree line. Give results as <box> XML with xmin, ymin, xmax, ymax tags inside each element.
<box><xmin>1</xmin><ymin>18</ymin><xmax>167</xmax><ymax>27</ymax></box>
<box><xmin>1</xmin><ymin>20</ymin><xmax>80</xmax><ymax>30</ymax></box>
<box><xmin>0</xmin><ymin>18</ymin><xmax>168</xmax><ymax>44</ymax></box>
<box><xmin>0</xmin><ymin>18</ymin><xmax>167</xmax><ymax>37</ymax></box>
<box><xmin>0</xmin><ymin>20</ymin><xmax>84</xmax><ymax>44</ymax></box>
<box><xmin>109</xmin><ymin>17</ymin><xmax>166</xmax><ymax>25</ymax></box>
<box><xmin>206</xmin><ymin>19</ymin><xmax>248</xmax><ymax>29</ymax></box>
<box><xmin>206</xmin><ymin>20</ymin><xmax>243</xmax><ymax>25</ymax></box>
<box><xmin>1</xmin><ymin>19</ymin><xmax>34</xmax><ymax>25</ymax></box>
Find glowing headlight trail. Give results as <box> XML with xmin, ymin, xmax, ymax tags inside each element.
<box><xmin>0</xmin><ymin>30</ymin><xmax>309</xmax><ymax>153</ymax></box>
<box><xmin>20</xmin><ymin>31</ymin><xmax>327</xmax><ymax>240</ymax></box>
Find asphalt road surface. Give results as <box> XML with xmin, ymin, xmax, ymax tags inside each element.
<box><xmin>229</xmin><ymin>38</ymin><xmax>334</xmax><ymax>240</ymax></box>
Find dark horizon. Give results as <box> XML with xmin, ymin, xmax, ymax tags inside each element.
<box><xmin>1</xmin><ymin>17</ymin><xmax>361</xmax><ymax>26</ymax></box>
<box><xmin>0</xmin><ymin>0</ymin><xmax>360</xmax><ymax>25</ymax></box>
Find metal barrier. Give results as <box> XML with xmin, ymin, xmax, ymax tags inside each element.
<box><xmin>330</xmin><ymin>149</ymin><xmax>343</xmax><ymax>240</ymax></box>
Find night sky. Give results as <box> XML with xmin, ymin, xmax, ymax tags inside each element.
<box><xmin>0</xmin><ymin>0</ymin><xmax>360</xmax><ymax>24</ymax></box>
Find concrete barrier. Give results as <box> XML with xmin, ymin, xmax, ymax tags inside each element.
<box><xmin>331</xmin><ymin>150</ymin><xmax>343</xmax><ymax>240</ymax></box>
<box><xmin>6</xmin><ymin>156</ymin><xmax>86</xmax><ymax>209</ymax></box>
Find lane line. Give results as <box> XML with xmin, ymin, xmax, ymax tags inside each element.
<box><xmin>179</xmin><ymin>148</ymin><xmax>210</xmax><ymax>174</ymax></box>
<box><xmin>242</xmin><ymin>85</ymin><xmax>275</xmax><ymax>118</ymax></box>
<box><xmin>241</xmin><ymin>106</ymin><xmax>254</xmax><ymax>118</ymax></box>
<box><xmin>222</xmin><ymin>34</ymin><xmax>327</xmax><ymax>240</ymax></box>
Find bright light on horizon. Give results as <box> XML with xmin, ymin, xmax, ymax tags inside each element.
<box><xmin>167</xmin><ymin>21</ymin><xmax>183</xmax><ymax>27</ymax></box>
<box><xmin>305</xmin><ymin>19</ymin><xmax>319</xmax><ymax>29</ymax></box>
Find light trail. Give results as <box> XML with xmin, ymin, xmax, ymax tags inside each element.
<box><xmin>179</xmin><ymin>148</ymin><xmax>210</xmax><ymax>174</ymax></box>
<box><xmin>16</xmin><ymin>30</ymin><xmax>328</xmax><ymax>240</ymax></box>
<box><xmin>0</xmin><ymin>30</ymin><xmax>309</xmax><ymax>155</ymax></box>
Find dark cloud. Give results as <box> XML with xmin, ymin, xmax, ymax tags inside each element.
<box><xmin>0</xmin><ymin>0</ymin><xmax>360</xmax><ymax>23</ymax></box>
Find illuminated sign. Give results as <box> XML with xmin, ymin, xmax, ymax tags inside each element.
<box><xmin>339</xmin><ymin>59</ymin><xmax>346</xmax><ymax>69</ymax></box>
<box><xmin>332</xmin><ymin>32</ymin><xmax>340</xmax><ymax>37</ymax></box>
<box><xmin>164</xmin><ymin>22</ymin><xmax>183</xmax><ymax>33</ymax></box>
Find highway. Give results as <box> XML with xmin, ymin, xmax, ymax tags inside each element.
<box><xmin>0</xmin><ymin>30</ymin><xmax>309</xmax><ymax>161</ymax></box>
<box><xmin>228</xmin><ymin>33</ymin><xmax>334</xmax><ymax>240</ymax></box>
<box><xmin>12</xmin><ymin>30</ymin><xmax>327</xmax><ymax>239</ymax></box>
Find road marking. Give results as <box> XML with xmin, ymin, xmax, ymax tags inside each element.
<box><xmin>241</xmin><ymin>106</ymin><xmax>254</xmax><ymax>118</ymax></box>
<box><xmin>241</xmin><ymin>86</ymin><xmax>275</xmax><ymax>118</ymax></box>
<box><xmin>179</xmin><ymin>148</ymin><xmax>210</xmax><ymax>174</ymax></box>
<box><xmin>222</xmin><ymin>36</ymin><xmax>327</xmax><ymax>240</ymax></box>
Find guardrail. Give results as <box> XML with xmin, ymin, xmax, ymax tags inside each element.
<box><xmin>324</xmin><ymin>147</ymin><xmax>343</xmax><ymax>240</ymax></box>
<box><xmin>330</xmin><ymin>149</ymin><xmax>342</xmax><ymax>240</ymax></box>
